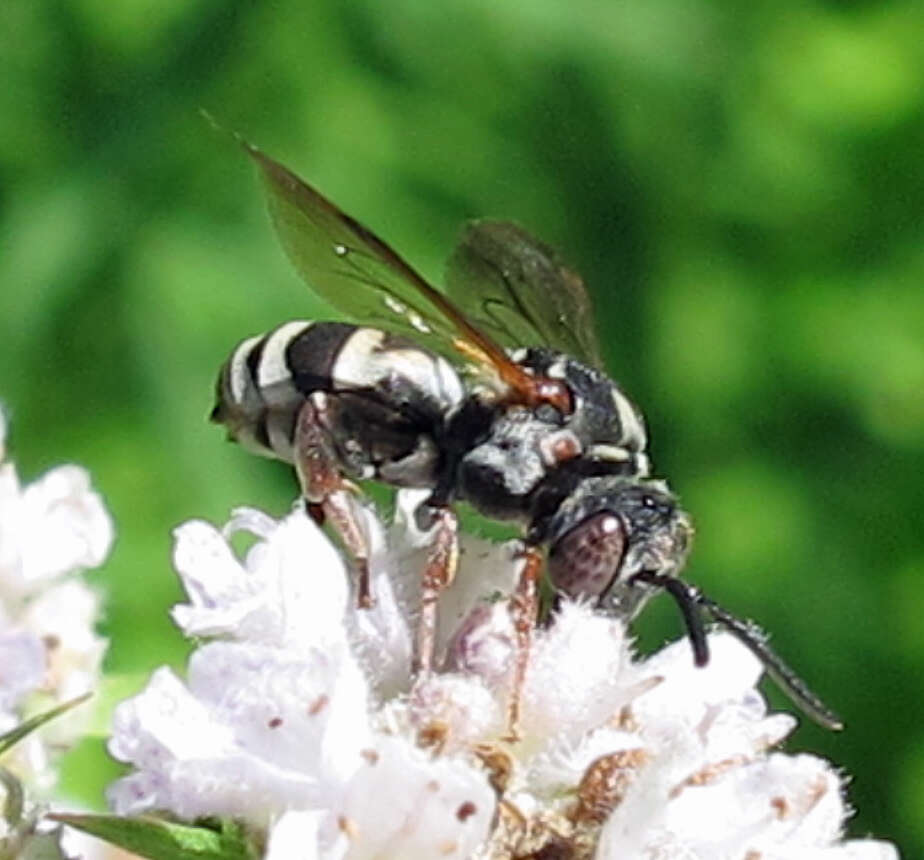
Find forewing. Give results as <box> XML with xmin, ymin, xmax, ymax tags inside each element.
<box><xmin>248</xmin><ymin>147</ymin><xmax>454</xmax><ymax>346</ymax></box>
<box><xmin>248</xmin><ymin>145</ymin><xmax>532</xmax><ymax>392</ymax></box>
<box><xmin>444</xmin><ymin>220</ymin><xmax>604</xmax><ymax>368</ymax></box>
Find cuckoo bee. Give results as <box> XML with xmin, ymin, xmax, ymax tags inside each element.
<box><xmin>211</xmin><ymin>144</ymin><xmax>841</xmax><ymax>733</ymax></box>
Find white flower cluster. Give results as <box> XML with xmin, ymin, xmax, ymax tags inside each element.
<box><xmin>108</xmin><ymin>489</ymin><xmax>898</xmax><ymax>860</ymax></box>
<box><xmin>0</xmin><ymin>411</ymin><xmax>111</xmax><ymax>786</ymax></box>
<box><xmin>0</xmin><ymin>409</ymin><xmax>113</xmax><ymax>855</ymax></box>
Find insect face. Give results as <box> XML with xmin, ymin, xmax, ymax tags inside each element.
<box><xmin>544</xmin><ymin>477</ymin><xmax>692</xmax><ymax>620</ymax></box>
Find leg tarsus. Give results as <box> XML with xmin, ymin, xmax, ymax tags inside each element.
<box><xmin>505</xmin><ymin>545</ymin><xmax>542</xmax><ymax>743</ymax></box>
<box><xmin>413</xmin><ymin>505</ymin><xmax>459</xmax><ymax>679</ymax></box>
<box><xmin>294</xmin><ymin>395</ymin><xmax>374</xmax><ymax>608</ymax></box>
<box><xmin>355</xmin><ymin>557</ymin><xmax>373</xmax><ymax>609</ymax></box>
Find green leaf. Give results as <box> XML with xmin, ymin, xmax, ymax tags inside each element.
<box><xmin>18</xmin><ymin>828</ymin><xmax>71</xmax><ymax>860</ymax></box>
<box><xmin>48</xmin><ymin>814</ymin><xmax>258</xmax><ymax>860</ymax></box>
<box><xmin>0</xmin><ymin>693</ymin><xmax>92</xmax><ymax>757</ymax></box>
<box><xmin>0</xmin><ymin>767</ymin><xmax>25</xmax><ymax>827</ymax></box>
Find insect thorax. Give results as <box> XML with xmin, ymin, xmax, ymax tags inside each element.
<box><xmin>453</xmin><ymin>348</ymin><xmax>652</xmax><ymax>522</ymax></box>
<box><xmin>214</xmin><ymin>329</ymin><xmax>652</xmax><ymax>527</ymax></box>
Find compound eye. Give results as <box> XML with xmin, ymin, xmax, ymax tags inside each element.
<box><xmin>548</xmin><ymin>512</ymin><xmax>626</xmax><ymax>601</ymax></box>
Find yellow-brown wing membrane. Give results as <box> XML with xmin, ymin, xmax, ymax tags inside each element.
<box><xmin>444</xmin><ymin>220</ymin><xmax>604</xmax><ymax>370</ymax></box>
<box><xmin>246</xmin><ymin>144</ymin><xmax>539</xmax><ymax>397</ymax></box>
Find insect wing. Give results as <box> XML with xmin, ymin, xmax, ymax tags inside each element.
<box><xmin>444</xmin><ymin>220</ymin><xmax>604</xmax><ymax>369</ymax></box>
<box><xmin>248</xmin><ymin>146</ymin><xmax>530</xmax><ymax>391</ymax></box>
<box><xmin>249</xmin><ymin>148</ymin><xmax>454</xmax><ymax>345</ymax></box>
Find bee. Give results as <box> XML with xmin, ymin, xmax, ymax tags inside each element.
<box><xmin>211</xmin><ymin>144</ymin><xmax>841</xmax><ymax>734</ymax></box>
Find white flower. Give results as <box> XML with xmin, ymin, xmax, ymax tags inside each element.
<box><xmin>0</xmin><ymin>408</ymin><xmax>114</xmax><ymax>858</ymax></box>
<box><xmin>107</xmin><ymin>490</ymin><xmax>898</xmax><ymax>859</ymax></box>
<box><xmin>0</xmin><ymin>458</ymin><xmax>113</xmax><ymax>596</ymax></box>
<box><xmin>110</xmin><ymin>499</ymin><xmax>494</xmax><ymax>859</ymax></box>
<box><xmin>0</xmin><ymin>408</ymin><xmax>111</xmax><ymax>790</ymax></box>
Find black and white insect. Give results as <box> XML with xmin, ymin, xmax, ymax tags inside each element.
<box><xmin>211</xmin><ymin>143</ymin><xmax>842</xmax><ymax>733</ymax></box>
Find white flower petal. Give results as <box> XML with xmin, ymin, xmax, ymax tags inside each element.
<box><xmin>333</xmin><ymin>734</ymin><xmax>494</xmax><ymax>860</ymax></box>
<box><xmin>107</xmin><ymin>665</ymin><xmax>320</xmax><ymax>822</ymax></box>
<box><xmin>106</xmin><ymin>497</ymin><xmax>896</xmax><ymax>860</ymax></box>
<box><xmin>633</xmin><ymin>631</ymin><xmax>767</xmax><ymax>737</ymax></box>
<box><xmin>18</xmin><ymin>465</ymin><xmax>114</xmax><ymax>585</ymax></box>
<box><xmin>814</xmin><ymin>842</ymin><xmax>901</xmax><ymax>860</ymax></box>
<box><xmin>409</xmin><ymin>673</ymin><xmax>504</xmax><ymax>752</ymax></box>
<box><xmin>225</xmin><ymin>505</ymin><xmax>280</xmax><ymax>542</ymax></box>
<box><xmin>598</xmin><ymin>749</ymin><xmax>880</xmax><ymax>860</ymax></box>
<box><xmin>520</xmin><ymin>602</ymin><xmax>635</xmax><ymax>749</ymax></box>
<box><xmin>22</xmin><ymin>581</ymin><xmax>105</xmax><ymax>691</ymax></box>
<box><xmin>444</xmin><ymin>600</ymin><xmax>515</xmax><ymax>687</ymax></box>
<box><xmin>0</xmin><ymin>463</ymin><xmax>24</xmax><ymax>584</ymax></box>
<box><xmin>0</xmin><ymin>421</ymin><xmax>110</xmax><ymax>796</ymax></box>
<box><xmin>436</xmin><ymin>536</ymin><xmax>522</xmax><ymax>650</ymax></box>
<box><xmin>349</xmin><ymin>568</ymin><xmax>413</xmax><ymax>700</ymax></box>
<box><xmin>266</xmin><ymin>810</ymin><xmax>340</xmax><ymax>860</ymax></box>
<box><xmin>0</xmin><ymin>631</ymin><xmax>45</xmax><ymax>711</ymax></box>
<box><xmin>172</xmin><ymin>509</ymin><xmax>350</xmax><ymax>648</ymax></box>
<box><xmin>527</xmin><ymin>726</ymin><xmax>643</xmax><ymax>798</ymax></box>
<box><xmin>187</xmin><ymin>641</ymin><xmax>373</xmax><ymax>787</ymax></box>
<box><xmin>171</xmin><ymin>517</ymin><xmax>278</xmax><ymax>641</ymax></box>
<box><xmin>108</xmin><ymin>667</ymin><xmax>236</xmax><ymax>769</ymax></box>
<box><xmin>172</xmin><ymin>518</ymin><xmax>251</xmax><ymax>608</ymax></box>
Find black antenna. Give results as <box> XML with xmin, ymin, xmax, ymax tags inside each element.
<box><xmin>631</xmin><ymin>570</ymin><xmax>843</xmax><ymax>731</ymax></box>
<box><xmin>635</xmin><ymin>571</ymin><xmax>710</xmax><ymax>667</ymax></box>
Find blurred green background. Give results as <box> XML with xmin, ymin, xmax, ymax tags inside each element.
<box><xmin>2</xmin><ymin>0</ymin><xmax>922</xmax><ymax>853</ymax></box>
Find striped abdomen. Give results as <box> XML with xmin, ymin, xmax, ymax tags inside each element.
<box><xmin>211</xmin><ymin>320</ymin><xmax>465</xmax><ymax>486</ymax></box>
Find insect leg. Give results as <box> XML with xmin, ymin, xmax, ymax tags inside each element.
<box><xmin>293</xmin><ymin>394</ymin><xmax>374</xmax><ymax>608</ymax></box>
<box><xmin>505</xmin><ymin>546</ymin><xmax>543</xmax><ymax>742</ymax></box>
<box><xmin>413</xmin><ymin>505</ymin><xmax>459</xmax><ymax>676</ymax></box>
